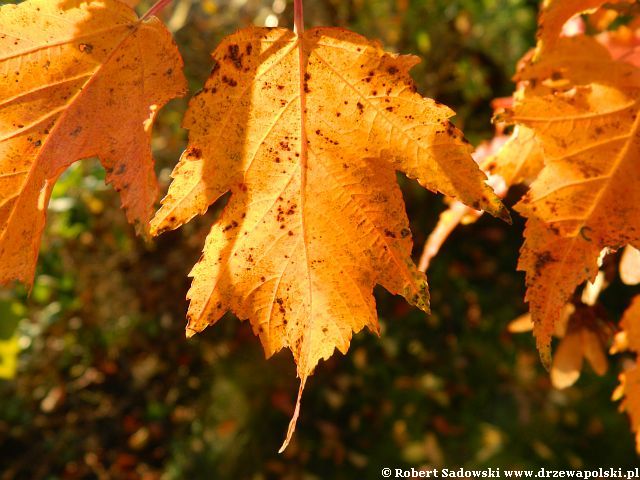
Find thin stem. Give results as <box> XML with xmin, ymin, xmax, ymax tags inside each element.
<box><xmin>142</xmin><ymin>0</ymin><xmax>173</xmax><ymax>21</ymax></box>
<box><xmin>294</xmin><ymin>0</ymin><xmax>304</xmax><ymax>34</ymax></box>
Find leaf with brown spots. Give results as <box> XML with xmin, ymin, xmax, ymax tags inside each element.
<box><xmin>0</xmin><ymin>0</ymin><xmax>186</xmax><ymax>286</ymax></box>
<box><xmin>513</xmin><ymin>35</ymin><xmax>640</xmax><ymax>365</ymax></box>
<box><xmin>151</xmin><ymin>26</ymin><xmax>507</xmax><ymax>450</ymax></box>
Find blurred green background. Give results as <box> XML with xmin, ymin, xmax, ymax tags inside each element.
<box><xmin>1</xmin><ymin>0</ymin><xmax>639</xmax><ymax>478</ymax></box>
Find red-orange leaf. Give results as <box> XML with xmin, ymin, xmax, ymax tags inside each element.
<box><xmin>0</xmin><ymin>0</ymin><xmax>186</xmax><ymax>285</ymax></box>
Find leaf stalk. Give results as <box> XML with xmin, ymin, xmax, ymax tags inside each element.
<box><xmin>294</xmin><ymin>0</ymin><xmax>304</xmax><ymax>34</ymax></box>
<box><xmin>142</xmin><ymin>0</ymin><xmax>174</xmax><ymax>21</ymax></box>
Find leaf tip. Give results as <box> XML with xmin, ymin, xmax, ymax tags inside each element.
<box><xmin>185</xmin><ymin>326</ymin><xmax>198</xmax><ymax>339</ymax></box>
<box><xmin>148</xmin><ymin>215</ymin><xmax>171</xmax><ymax>237</ymax></box>
<box><xmin>497</xmin><ymin>204</ymin><xmax>512</xmax><ymax>224</ymax></box>
<box><xmin>537</xmin><ymin>339</ymin><xmax>552</xmax><ymax>371</ymax></box>
<box><xmin>483</xmin><ymin>195</ymin><xmax>511</xmax><ymax>224</ymax></box>
<box><xmin>278</xmin><ymin>375</ymin><xmax>307</xmax><ymax>453</ymax></box>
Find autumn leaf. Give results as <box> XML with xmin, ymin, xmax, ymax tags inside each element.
<box><xmin>0</xmin><ymin>0</ymin><xmax>187</xmax><ymax>286</ymax></box>
<box><xmin>508</xmin><ymin>300</ymin><xmax>610</xmax><ymax>390</ymax></box>
<box><xmin>598</xmin><ymin>24</ymin><xmax>640</xmax><ymax>67</ymax></box>
<box><xmin>416</xmin><ymin>84</ymin><xmax>546</xmax><ymax>273</ymax></box>
<box><xmin>550</xmin><ymin>305</ymin><xmax>609</xmax><ymax>389</ymax></box>
<box><xmin>621</xmin><ymin>246</ymin><xmax>640</xmax><ymax>285</ymax></box>
<box><xmin>151</xmin><ymin>26</ymin><xmax>507</xmax><ymax>450</ymax></box>
<box><xmin>537</xmin><ymin>0</ymin><xmax>632</xmax><ymax>56</ymax></box>
<box><xmin>482</xmin><ymin>126</ymin><xmax>543</xmax><ymax>188</ymax></box>
<box><xmin>417</xmin><ymin>134</ymin><xmax>508</xmax><ymax>271</ymax></box>
<box><xmin>612</xmin><ymin>295</ymin><xmax>640</xmax><ymax>453</ymax></box>
<box><xmin>418</xmin><ymin>122</ymin><xmax>543</xmax><ymax>272</ymax></box>
<box><xmin>513</xmin><ymin>35</ymin><xmax>640</xmax><ymax>364</ymax></box>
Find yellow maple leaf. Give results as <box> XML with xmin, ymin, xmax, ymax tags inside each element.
<box><xmin>151</xmin><ymin>26</ymin><xmax>507</xmax><ymax>450</ymax></box>
<box><xmin>0</xmin><ymin>0</ymin><xmax>186</xmax><ymax>286</ymax></box>
<box><xmin>513</xmin><ymin>35</ymin><xmax>640</xmax><ymax>365</ymax></box>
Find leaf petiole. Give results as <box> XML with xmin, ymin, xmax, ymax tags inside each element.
<box><xmin>142</xmin><ymin>0</ymin><xmax>174</xmax><ymax>21</ymax></box>
<box><xmin>294</xmin><ymin>0</ymin><xmax>304</xmax><ymax>34</ymax></box>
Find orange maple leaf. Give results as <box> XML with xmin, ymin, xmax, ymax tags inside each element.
<box><xmin>513</xmin><ymin>35</ymin><xmax>640</xmax><ymax>365</ymax></box>
<box><xmin>151</xmin><ymin>26</ymin><xmax>507</xmax><ymax>450</ymax></box>
<box><xmin>0</xmin><ymin>0</ymin><xmax>186</xmax><ymax>286</ymax></box>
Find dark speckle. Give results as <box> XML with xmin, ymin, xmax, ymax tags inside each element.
<box><xmin>535</xmin><ymin>251</ymin><xmax>554</xmax><ymax>272</ymax></box>
<box><xmin>188</xmin><ymin>147</ymin><xmax>202</xmax><ymax>159</ymax></box>
<box><xmin>222</xmin><ymin>76</ymin><xmax>237</xmax><ymax>87</ymax></box>
<box><xmin>228</xmin><ymin>44</ymin><xmax>243</xmax><ymax>69</ymax></box>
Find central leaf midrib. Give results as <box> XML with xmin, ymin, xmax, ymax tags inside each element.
<box><xmin>297</xmin><ymin>34</ymin><xmax>314</xmax><ymax>366</ymax></box>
